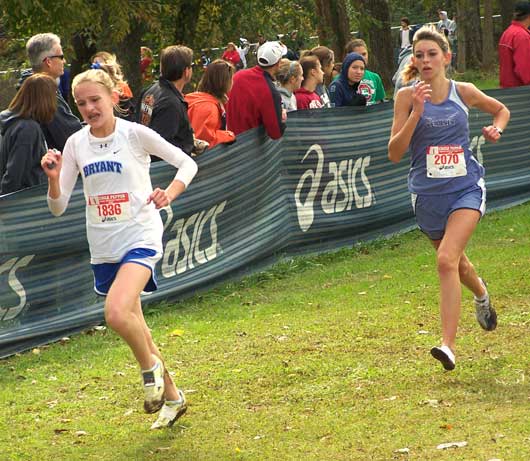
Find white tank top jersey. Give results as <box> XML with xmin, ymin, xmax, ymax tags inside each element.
<box><xmin>48</xmin><ymin>118</ymin><xmax>198</xmax><ymax>264</ymax></box>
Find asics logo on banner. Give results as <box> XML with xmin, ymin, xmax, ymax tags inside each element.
<box><xmin>161</xmin><ymin>201</ymin><xmax>226</xmax><ymax>277</ymax></box>
<box><xmin>83</xmin><ymin>161</ymin><xmax>123</xmax><ymax>177</ymax></box>
<box><xmin>295</xmin><ymin>144</ymin><xmax>373</xmax><ymax>232</ymax></box>
<box><xmin>0</xmin><ymin>255</ymin><xmax>35</xmax><ymax>321</ymax></box>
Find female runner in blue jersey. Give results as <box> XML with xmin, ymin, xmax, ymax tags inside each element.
<box><xmin>41</xmin><ymin>69</ymin><xmax>198</xmax><ymax>427</ymax></box>
<box><xmin>388</xmin><ymin>27</ymin><xmax>510</xmax><ymax>370</ymax></box>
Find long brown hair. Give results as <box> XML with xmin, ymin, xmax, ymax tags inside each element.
<box><xmin>401</xmin><ymin>26</ymin><xmax>451</xmax><ymax>84</ymax></box>
<box><xmin>9</xmin><ymin>73</ymin><xmax>57</xmax><ymax>124</ymax></box>
<box><xmin>197</xmin><ymin>59</ymin><xmax>235</xmax><ymax>103</ymax></box>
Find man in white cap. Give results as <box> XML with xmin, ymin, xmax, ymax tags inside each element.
<box><xmin>226</xmin><ymin>41</ymin><xmax>286</xmax><ymax>139</ymax></box>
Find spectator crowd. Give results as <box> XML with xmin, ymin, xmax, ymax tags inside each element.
<box><xmin>1</xmin><ymin>2</ymin><xmax>530</xmax><ymax>196</ymax></box>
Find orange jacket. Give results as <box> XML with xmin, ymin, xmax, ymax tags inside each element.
<box><xmin>185</xmin><ymin>92</ymin><xmax>235</xmax><ymax>148</ymax></box>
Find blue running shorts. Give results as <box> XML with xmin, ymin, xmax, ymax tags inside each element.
<box><xmin>411</xmin><ymin>180</ymin><xmax>486</xmax><ymax>241</ymax></box>
<box><xmin>91</xmin><ymin>248</ymin><xmax>161</xmax><ymax>296</ymax></box>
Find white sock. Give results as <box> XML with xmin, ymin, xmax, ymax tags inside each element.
<box><xmin>141</xmin><ymin>355</ymin><xmax>159</xmax><ymax>373</ymax></box>
<box><xmin>474</xmin><ymin>278</ymin><xmax>488</xmax><ymax>302</ymax></box>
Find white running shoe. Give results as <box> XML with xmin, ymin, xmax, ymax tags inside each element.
<box><xmin>474</xmin><ymin>279</ymin><xmax>497</xmax><ymax>331</ymax></box>
<box><xmin>150</xmin><ymin>390</ymin><xmax>187</xmax><ymax>430</ymax></box>
<box><xmin>142</xmin><ymin>355</ymin><xmax>165</xmax><ymax>414</ymax></box>
<box><xmin>431</xmin><ymin>345</ymin><xmax>456</xmax><ymax>371</ymax></box>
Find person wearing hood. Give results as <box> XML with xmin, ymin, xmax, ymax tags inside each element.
<box><xmin>20</xmin><ymin>33</ymin><xmax>82</xmax><ymax>151</ymax></box>
<box><xmin>329</xmin><ymin>52</ymin><xmax>368</xmax><ymax>107</ymax></box>
<box><xmin>185</xmin><ymin>59</ymin><xmax>236</xmax><ymax>149</ymax></box>
<box><xmin>343</xmin><ymin>39</ymin><xmax>385</xmax><ymax>105</ymax></box>
<box><xmin>436</xmin><ymin>11</ymin><xmax>452</xmax><ymax>36</ymax></box>
<box><xmin>275</xmin><ymin>58</ymin><xmax>303</xmax><ymax>112</ymax></box>
<box><xmin>1</xmin><ymin>74</ymin><xmax>57</xmax><ymax>195</ymax></box>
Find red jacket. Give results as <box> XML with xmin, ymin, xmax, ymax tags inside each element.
<box><xmin>226</xmin><ymin>66</ymin><xmax>285</xmax><ymax>139</ymax></box>
<box><xmin>294</xmin><ymin>87</ymin><xmax>324</xmax><ymax>110</ymax></box>
<box><xmin>221</xmin><ymin>49</ymin><xmax>241</xmax><ymax>67</ymax></box>
<box><xmin>498</xmin><ymin>21</ymin><xmax>530</xmax><ymax>88</ymax></box>
<box><xmin>185</xmin><ymin>92</ymin><xmax>235</xmax><ymax>149</ymax></box>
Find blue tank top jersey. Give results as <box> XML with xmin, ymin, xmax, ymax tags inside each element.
<box><xmin>408</xmin><ymin>80</ymin><xmax>484</xmax><ymax>195</ymax></box>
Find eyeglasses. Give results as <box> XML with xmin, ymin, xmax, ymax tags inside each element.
<box><xmin>44</xmin><ymin>54</ymin><xmax>64</xmax><ymax>62</ymax></box>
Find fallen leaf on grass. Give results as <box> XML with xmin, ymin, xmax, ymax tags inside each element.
<box><xmin>383</xmin><ymin>274</ymin><xmax>392</xmax><ymax>279</ymax></box>
<box><xmin>169</xmin><ymin>329</ymin><xmax>185</xmax><ymax>337</ymax></box>
<box><xmin>440</xmin><ymin>423</ymin><xmax>453</xmax><ymax>430</ymax></box>
<box><xmin>421</xmin><ymin>399</ymin><xmax>439</xmax><ymax>407</ymax></box>
<box><xmin>383</xmin><ymin>396</ymin><xmax>397</xmax><ymax>401</ymax></box>
<box><xmin>436</xmin><ymin>441</ymin><xmax>467</xmax><ymax>450</ymax></box>
<box><xmin>417</xmin><ymin>330</ymin><xmax>430</xmax><ymax>335</ymax></box>
<box><xmin>123</xmin><ymin>409</ymin><xmax>134</xmax><ymax>416</ymax></box>
<box><xmin>60</xmin><ymin>418</ymin><xmax>72</xmax><ymax>423</ymax></box>
<box><xmin>357</xmin><ymin>292</ymin><xmax>367</xmax><ymax>295</ymax></box>
<box><xmin>394</xmin><ymin>448</ymin><xmax>409</xmax><ymax>454</ymax></box>
<box><xmin>254</xmin><ymin>435</ymin><xmax>264</xmax><ymax>440</ymax></box>
<box><xmin>54</xmin><ymin>428</ymin><xmax>68</xmax><ymax>434</ymax></box>
<box><xmin>32</xmin><ymin>348</ymin><xmax>41</xmax><ymax>355</ymax></box>
<box><xmin>75</xmin><ymin>431</ymin><xmax>87</xmax><ymax>437</ymax></box>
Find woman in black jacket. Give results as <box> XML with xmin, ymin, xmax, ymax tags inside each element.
<box><xmin>0</xmin><ymin>73</ymin><xmax>57</xmax><ymax>195</ymax></box>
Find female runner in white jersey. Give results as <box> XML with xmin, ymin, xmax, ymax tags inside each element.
<box><xmin>388</xmin><ymin>27</ymin><xmax>510</xmax><ymax>370</ymax></box>
<box><xmin>41</xmin><ymin>69</ymin><xmax>198</xmax><ymax>428</ymax></box>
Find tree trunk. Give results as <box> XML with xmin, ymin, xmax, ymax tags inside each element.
<box><xmin>174</xmin><ymin>0</ymin><xmax>203</xmax><ymax>47</ymax></box>
<box><xmin>314</xmin><ymin>0</ymin><xmax>350</xmax><ymax>60</ymax></box>
<box><xmin>500</xmin><ymin>0</ymin><xmax>516</xmax><ymax>30</ymax></box>
<box><xmin>481</xmin><ymin>0</ymin><xmax>495</xmax><ymax>71</ymax></box>
<box><xmin>353</xmin><ymin>0</ymin><xmax>393</xmax><ymax>89</ymax></box>
<box><xmin>71</xmin><ymin>30</ymin><xmax>98</xmax><ymax>106</ymax></box>
<box><xmin>117</xmin><ymin>19</ymin><xmax>145</xmax><ymax>98</ymax></box>
<box><xmin>465</xmin><ymin>0</ymin><xmax>482</xmax><ymax>69</ymax></box>
<box><xmin>456</xmin><ymin>0</ymin><xmax>466</xmax><ymax>72</ymax></box>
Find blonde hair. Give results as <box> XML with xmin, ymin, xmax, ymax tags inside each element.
<box><xmin>401</xmin><ymin>26</ymin><xmax>451</xmax><ymax>84</ymax></box>
<box><xmin>91</xmin><ymin>51</ymin><xmax>128</xmax><ymax>93</ymax></box>
<box><xmin>72</xmin><ymin>69</ymin><xmax>116</xmax><ymax>99</ymax></box>
<box><xmin>276</xmin><ymin>58</ymin><xmax>302</xmax><ymax>85</ymax></box>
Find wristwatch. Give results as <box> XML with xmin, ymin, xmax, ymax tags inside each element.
<box><xmin>494</xmin><ymin>126</ymin><xmax>503</xmax><ymax>136</ymax></box>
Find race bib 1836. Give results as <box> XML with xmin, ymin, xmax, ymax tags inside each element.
<box><xmin>87</xmin><ymin>192</ymin><xmax>131</xmax><ymax>224</ymax></box>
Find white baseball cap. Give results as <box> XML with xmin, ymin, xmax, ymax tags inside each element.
<box><xmin>257</xmin><ymin>41</ymin><xmax>287</xmax><ymax>66</ymax></box>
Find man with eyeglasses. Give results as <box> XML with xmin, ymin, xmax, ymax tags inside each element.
<box><xmin>19</xmin><ymin>33</ymin><xmax>82</xmax><ymax>151</ymax></box>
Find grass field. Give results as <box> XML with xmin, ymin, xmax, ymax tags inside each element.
<box><xmin>2</xmin><ymin>202</ymin><xmax>529</xmax><ymax>461</ymax></box>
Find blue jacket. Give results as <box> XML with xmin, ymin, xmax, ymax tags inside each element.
<box><xmin>329</xmin><ymin>53</ymin><xmax>367</xmax><ymax>107</ymax></box>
